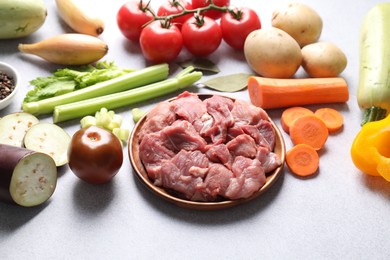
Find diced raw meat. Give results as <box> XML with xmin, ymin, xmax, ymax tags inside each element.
<box><xmin>231</xmin><ymin>99</ymin><xmax>268</xmax><ymax>125</ymax></box>
<box><xmin>241</xmin><ymin>124</ymin><xmax>272</xmax><ymax>151</ymax></box>
<box><xmin>137</xmin><ymin>93</ymin><xmax>282</xmax><ymax>202</ymax></box>
<box><xmin>139</xmin><ymin>132</ymin><xmax>176</xmax><ymax>181</ymax></box>
<box><xmin>174</xmin><ymin>91</ymin><xmax>207</xmax><ymax>123</ymax></box>
<box><xmin>203</xmin><ymin>95</ymin><xmax>235</xmax><ymax>144</ymax></box>
<box><xmin>225</xmin><ymin>156</ymin><xmax>266</xmax><ymax>200</ymax></box>
<box><xmin>193</xmin><ymin>113</ymin><xmax>213</xmax><ymax>135</ymax></box>
<box><xmin>256</xmin><ymin>146</ymin><xmax>282</xmax><ymax>174</ymax></box>
<box><xmin>138</xmin><ymin>101</ymin><xmax>177</xmax><ymax>140</ymax></box>
<box><xmin>159</xmin><ymin>161</ymin><xmax>204</xmax><ymax>198</ymax></box>
<box><xmin>256</xmin><ymin>119</ymin><xmax>276</xmax><ymax>149</ymax></box>
<box><xmin>159</xmin><ymin>150</ymin><xmax>209</xmax><ymax>200</ymax></box>
<box><xmin>226</xmin><ymin>134</ymin><xmax>257</xmax><ymax>158</ymax></box>
<box><xmin>205</xmin><ymin>143</ymin><xmax>233</xmax><ymax>167</ymax></box>
<box><xmin>204</xmin><ymin>95</ymin><xmax>234</xmax><ymax>111</ymax></box>
<box><xmin>200</xmin><ymin>163</ymin><xmax>234</xmax><ymax>201</ymax></box>
<box><xmin>227</xmin><ymin>124</ymin><xmax>245</xmax><ymax>140</ymax></box>
<box><xmin>160</xmin><ymin>120</ymin><xmax>207</xmax><ymax>152</ymax></box>
<box><xmin>171</xmin><ymin>150</ymin><xmax>209</xmax><ymax>178</ymax></box>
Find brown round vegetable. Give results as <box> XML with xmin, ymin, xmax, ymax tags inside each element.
<box><xmin>0</xmin><ymin>144</ymin><xmax>57</xmax><ymax>207</ymax></box>
<box><xmin>244</xmin><ymin>27</ymin><xmax>302</xmax><ymax>78</ymax></box>
<box><xmin>68</xmin><ymin>126</ymin><xmax>123</xmax><ymax>184</ymax></box>
<box><xmin>301</xmin><ymin>42</ymin><xmax>348</xmax><ymax>77</ymax></box>
<box><xmin>271</xmin><ymin>2</ymin><xmax>323</xmax><ymax>47</ymax></box>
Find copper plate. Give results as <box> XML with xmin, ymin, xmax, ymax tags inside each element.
<box><xmin>128</xmin><ymin>94</ymin><xmax>286</xmax><ymax>210</ymax></box>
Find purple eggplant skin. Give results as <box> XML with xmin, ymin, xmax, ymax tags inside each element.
<box><xmin>0</xmin><ymin>144</ymin><xmax>57</xmax><ymax>207</ymax></box>
<box><xmin>0</xmin><ymin>144</ymin><xmax>34</xmax><ymax>204</ymax></box>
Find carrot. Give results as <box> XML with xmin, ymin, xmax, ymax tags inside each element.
<box><xmin>314</xmin><ymin>108</ymin><xmax>344</xmax><ymax>133</ymax></box>
<box><xmin>286</xmin><ymin>144</ymin><xmax>319</xmax><ymax>177</ymax></box>
<box><xmin>247</xmin><ymin>76</ymin><xmax>349</xmax><ymax>109</ymax></box>
<box><xmin>289</xmin><ymin>114</ymin><xmax>329</xmax><ymax>150</ymax></box>
<box><xmin>280</xmin><ymin>106</ymin><xmax>313</xmax><ymax>134</ymax></box>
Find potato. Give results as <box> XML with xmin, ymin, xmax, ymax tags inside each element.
<box><xmin>244</xmin><ymin>27</ymin><xmax>302</xmax><ymax>78</ymax></box>
<box><xmin>301</xmin><ymin>42</ymin><xmax>348</xmax><ymax>77</ymax></box>
<box><xmin>272</xmin><ymin>2</ymin><xmax>323</xmax><ymax>47</ymax></box>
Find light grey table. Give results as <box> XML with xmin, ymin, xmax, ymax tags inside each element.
<box><xmin>1</xmin><ymin>0</ymin><xmax>389</xmax><ymax>259</ymax></box>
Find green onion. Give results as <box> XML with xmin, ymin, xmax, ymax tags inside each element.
<box><xmin>22</xmin><ymin>63</ymin><xmax>169</xmax><ymax>115</ymax></box>
<box><xmin>53</xmin><ymin>66</ymin><xmax>202</xmax><ymax>123</ymax></box>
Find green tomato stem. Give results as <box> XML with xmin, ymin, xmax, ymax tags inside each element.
<box><xmin>144</xmin><ymin>0</ymin><xmax>230</xmax><ymax>27</ymax></box>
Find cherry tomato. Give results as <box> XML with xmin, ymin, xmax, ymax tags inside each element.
<box><xmin>191</xmin><ymin>0</ymin><xmax>230</xmax><ymax>20</ymax></box>
<box><xmin>157</xmin><ymin>0</ymin><xmax>193</xmax><ymax>29</ymax></box>
<box><xmin>181</xmin><ymin>15</ymin><xmax>222</xmax><ymax>56</ymax></box>
<box><xmin>220</xmin><ymin>7</ymin><xmax>261</xmax><ymax>50</ymax></box>
<box><xmin>68</xmin><ymin>126</ymin><xmax>123</xmax><ymax>185</ymax></box>
<box><xmin>140</xmin><ymin>20</ymin><xmax>183</xmax><ymax>63</ymax></box>
<box><xmin>117</xmin><ymin>0</ymin><xmax>154</xmax><ymax>42</ymax></box>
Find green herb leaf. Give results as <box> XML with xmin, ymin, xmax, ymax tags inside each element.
<box><xmin>24</xmin><ymin>79</ymin><xmax>76</xmax><ymax>102</ymax></box>
<box><xmin>199</xmin><ymin>73</ymin><xmax>254</xmax><ymax>92</ymax></box>
<box><xmin>24</xmin><ymin>61</ymin><xmax>134</xmax><ymax>103</ymax></box>
<box><xmin>177</xmin><ymin>58</ymin><xmax>220</xmax><ymax>74</ymax></box>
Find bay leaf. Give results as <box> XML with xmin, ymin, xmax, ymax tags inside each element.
<box><xmin>199</xmin><ymin>73</ymin><xmax>254</xmax><ymax>92</ymax></box>
<box><xmin>177</xmin><ymin>58</ymin><xmax>220</xmax><ymax>74</ymax></box>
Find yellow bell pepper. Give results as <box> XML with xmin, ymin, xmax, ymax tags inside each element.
<box><xmin>351</xmin><ymin>114</ymin><xmax>390</xmax><ymax>181</ymax></box>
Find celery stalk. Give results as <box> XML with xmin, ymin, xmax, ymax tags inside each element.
<box><xmin>52</xmin><ymin>66</ymin><xmax>202</xmax><ymax>123</ymax></box>
<box><xmin>22</xmin><ymin>63</ymin><xmax>169</xmax><ymax>115</ymax></box>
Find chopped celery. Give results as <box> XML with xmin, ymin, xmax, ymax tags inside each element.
<box><xmin>112</xmin><ymin>128</ymin><xmax>130</xmax><ymax>143</ymax></box>
<box><xmin>80</xmin><ymin>116</ymin><xmax>96</xmax><ymax>128</ymax></box>
<box><xmin>53</xmin><ymin>66</ymin><xmax>202</xmax><ymax>123</ymax></box>
<box><xmin>80</xmin><ymin>107</ymin><xmax>130</xmax><ymax>143</ymax></box>
<box><xmin>131</xmin><ymin>108</ymin><xmax>146</xmax><ymax>123</ymax></box>
<box><xmin>23</xmin><ymin>63</ymin><xmax>169</xmax><ymax>115</ymax></box>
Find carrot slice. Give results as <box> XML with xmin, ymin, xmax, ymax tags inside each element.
<box><xmin>289</xmin><ymin>114</ymin><xmax>329</xmax><ymax>150</ymax></box>
<box><xmin>247</xmin><ymin>76</ymin><xmax>349</xmax><ymax>109</ymax></box>
<box><xmin>314</xmin><ymin>108</ymin><xmax>344</xmax><ymax>133</ymax></box>
<box><xmin>280</xmin><ymin>106</ymin><xmax>314</xmax><ymax>134</ymax></box>
<box><xmin>286</xmin><ymin>144</ymin><xmax>319</xmax><ymax>177</ymax></box>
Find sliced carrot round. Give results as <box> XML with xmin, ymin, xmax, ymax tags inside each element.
<box><xmin>289</xmin><ymin>114</ymin><xmax>329</xmax><ymax>150</ymax></box>
<box><xmin>280</xmin><ymin>106</ymin><xmax>314</xmax><ymax>133</ymax></box>
<box><xmin>286</xmin><ymin>144</ymin><xmax>319</xmax><ymax>177</ymax></box>
<box><xmin>314</xmin><ymin>108</ymin><xmax>344</xmax><ymax>133</ymax></box>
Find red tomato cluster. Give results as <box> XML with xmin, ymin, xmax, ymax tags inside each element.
<box><xmin>116</xmin><ymin>0</ymin><xmax>261</xmax><ymax>63</ymax></box>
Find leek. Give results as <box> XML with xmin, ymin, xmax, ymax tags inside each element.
<box><xmin>358</xmin><ymin>3</ymin><xmax>390</xmax><ymax>125</ymax></box>
<box><xmin>53</xmin><ymin>66</ymin><xmax>202</xmax><ymax>123</ymax></box>
<box><xmin>22</xmin><ymin>63</ymin><xmax>169</xmax><ymax>115</ymax></box>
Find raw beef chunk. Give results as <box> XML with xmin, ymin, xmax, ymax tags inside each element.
<box><xmin>174</xmin><ymin>92</ymin><xmax>207</xmax><ymax>123</ymax></box>
<box><xmin>159</xmin><ymin>150</ymin><xmax>209</xmax><ymax>200</ymax></box>
<box><xmin>202</xmin><ymin>95</ymin><xmax>235</xmax><ymax>144</ymax></box>
<box><xmin>160</xmin><ymin>120</ymin><xmax>207</xmax><ymax>152</ymax></box>
<box><xmin>137</xmin><ymin>92</ymin><xmax>282</xmax><ymax>201</ymax></box>
<box><xmin>138</xmin><ymin>101</ymin><xmax>176</xmax><ymax>140</ymax></box>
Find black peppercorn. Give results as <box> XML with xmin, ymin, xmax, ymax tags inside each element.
<box><xmin>0</xmin><ymin>71</ymin><xmax>15</xmax><ymax>100</ymax></box>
